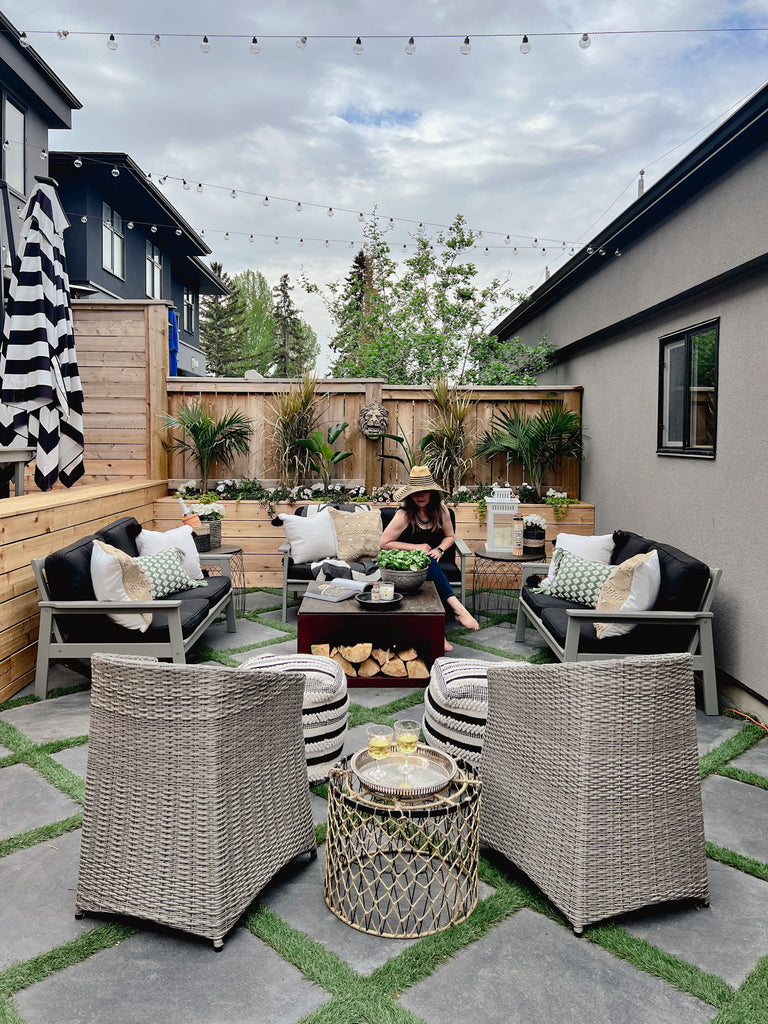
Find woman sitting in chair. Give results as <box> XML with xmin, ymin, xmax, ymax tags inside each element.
<box><xmin>380</xmin><ymin>466</ymin><xmax>479</xmax><ymax>651</ymax></box>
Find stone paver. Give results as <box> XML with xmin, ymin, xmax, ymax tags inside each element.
<box><xmin>261</xmin><ymin>607</ymin><xmax>299</xmax><ymax>626</ymax></box>
<box><xmin>468</xmin><ymin>624</ymin><xmax>546</xmax><ymax>657</ymax></box>
<box><xmin>695</xmin><ymin>710</ymin><xmax>743</xmax><ymax>755</ymax></box>
<box><xmin>732</xmin><ymin>735</ymin><xmax>768</xmax><ymax>777</ymax></box>
<box><xmin>309</xmin><ymin>791</ymin><xmax>328</xmax><ymax>826</ymax></box>
<box><xmin>50</xmin><ymin>743</ymin><xmax>89</xmax><ymax>778</ymax></box>
<box><xmin>231</xmin><ymin>638</ymin><xmax>297</xmax><ymax>662</ymax></box>
<box><xmin>622</xmin><ymin>859</ymin><xmax>768</xmax><ymax>986</ymax></box>
<box><xmin>0</xmin><ymin>831</ymin><xmax>97</xmax><ymax>969</ymax></box>
<box><xmin>1</xmin><ymin>690</ymin><xmax>91</xmax><ymax>744</ymax></box>
<box><xmin>348</xmin><ymin>685</ymin><xmax>419</xmax><ymax>707</ymax></box>
<box><xmin>701</xmin><ymin>775</ymin><xmax>768</xmax><ymax>863</ymax></box>
<box><xmin>13</xmin><ymin>927</ymin><xmax>331</xmax><ymax>1024</ymax></box>
<box><xmin>0</xmin><ymin>764</ymin><xmax>80</xmax><ymax>840</ymax></box>
<box><xmin>201</xmin><ymin>618</ymin><xmax>285</xmax><ymax>650</ymax></box>
<box><xmin>400</xmin><ymin>909</ymin><xmax>717</xmax><ymax>1024</ymax></box>
<box><xmin>441</xmin><ymin>642</ymin><xmax>510</xmax><ymax>662</ymax></box>
<box><xmin>243</xmin><ymin>591</ymin><xmax>283</xmax><ymax>611</ymax></box>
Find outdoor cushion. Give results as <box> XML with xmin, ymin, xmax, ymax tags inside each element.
<box><xmin>423</xmin><ymin>657</ymin><xmax>490</xmax><ymax>768</ymax></box>
<box><xmin>279</xmin><ymin>508</ymin><xmax>337</xmax><ymax>563</ymax></box>
<box><xmin>134</xmin><ymin>547</ymin><xmax>207</xmax><ymax>599</ymax></box>
<box><xmin>90</xmin><ymin>540</ymin><xmax>154</xmax><ymax>632</ymax></box>
<box><xmin>46</xmin><ymin>534</ymin><xmax>98</xmax><ymax>603</ymax></box>
<box><xmin>538</xmin><ymin>606</ymin><xmax>699</xmax><ymax>656</ymax></box>
<box><xmin>327</xmin><ymin>507</ymin><xmax>383</xmax><ymax>561</ymax></box>
<box><xmin>552</xmin><ymin>531</ymin><xmax>615</xmax><ymax>564</ymax></box>
<box><xmin>595</xmin><ymin>550</ymin><xmax>661</xmax><ymax>639</ymax></box>
<box><xmin>97</xmin><ymin>516</ymin><xmax>142</xmax><ymax>558</ymax></box>
<box><xmin>136</xmin><ymin>525</ymin><xmax>204</xmax><ymax>580</ymax></box>
<box><xmin>535</xmin><ymin>549</ymin><xmax>613</xmax><ymax>606</ymax></box>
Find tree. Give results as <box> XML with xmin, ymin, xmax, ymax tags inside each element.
<box><xmin>271</xmin><ymin>273</ymin><xmax>319</xmax><ymax>376</ymax></box>
<box><xmin>199</xmin><ymin>261</ymin><xmax>247</xmax><ymax>377</ymax></box>
<box><xmin>465</xmin><ymin>334</ymin><xmax>556</xmax><ymax>385</ymax></box>
<box><xmin>228</xmin><ymin>269</ymin><xmax>277</xmax><ymax>376</ymax></box>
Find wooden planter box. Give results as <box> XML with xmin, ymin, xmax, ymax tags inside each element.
<box><xmin>153</xmin><ymin>498</ymin><xmax>596</xmax><ymax>590</ymax></box>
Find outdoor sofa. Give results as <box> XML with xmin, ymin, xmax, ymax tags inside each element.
<box><xmin>274</xmin><ymin>502</ymin><xmax>469</xmax><ymax>622</ymax></box>
<box><xmin>32</xmin><ymin>515</ymin><xmax>236</xmax><ymax>698</ymax></box>
<box><xmin>515</xmin><ymin>529</ymin><xmax>721</xmax><ymax>715</ymax></box>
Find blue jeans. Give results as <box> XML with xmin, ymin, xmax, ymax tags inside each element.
<box><xmin>427</xmin><ymin>560</ymin><xmax>454</xmax><ymax>604</ymax></box>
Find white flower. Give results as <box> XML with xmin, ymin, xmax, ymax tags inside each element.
<box><xmin>523</xmin><ymin>513</ymin><xmax>547</xmax><ymax>530</ymax></box>
<box><xmin>458</xmin><ymin>485</ymin><xmax>468</xmax><ymax>492</ymax></box>
<box><xmin>546</xmin><ymin>488</ymin><xmax>567</xmax><ymax>498</ymax></box>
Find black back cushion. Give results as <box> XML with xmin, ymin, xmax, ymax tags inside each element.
<box><xmin>611</xmin><ymin>530</ymin><xmax>710</xmax><ymax>612</ymax></box>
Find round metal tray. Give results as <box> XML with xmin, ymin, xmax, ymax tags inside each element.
<box><xmin>351</xmin><ymin>744</ymin><xmax>457</xmax><ymax>797</ymax></box>
<box><xmin>354</xmin><ymin>592</ymin><xmax>403</xmax><ymax>609</ymax></box>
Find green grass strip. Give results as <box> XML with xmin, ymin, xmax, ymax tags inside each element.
<box><xmin>715</xmin><ymin>764</ymin><xmax>768</xmax><ymax>791</ymax></box>
<box><xmin>699</xmin><ymin>723</ymin><xmax>766</xmax><ymax>778</ymax></box>
<box><xmin>21</xmin><ymin>750</ymin><xmax>85</xmax><ymax>805</ymax></box>
<box><xmin>587</xmin><ymin>923</ymin><xmax>734</xmax><ymax>1008</ymax></box>
<box><xmin>0</xmin><ymin>923</ymin><xmax>138</xmax><ymax>999</ymax></box>
<box><xmin>37</xmin><ymin>736</ymin><xmax>88</xmax><ymax>755</ymax></box>
<box><xmin>0</xmin><ymin>995</ymin><xmax>25</xmax><ymax>1024</ymax></box>
<box><xmin>0</xmin><ymin>813</ymin><xmax>82</xmax><ymax>859</ymax></box>
<box><xmin>706</xmin><ymin>841</ymin><xmax>768</xmax><ymax>883</ymax></box>
<box><xmin>710</xmin><ymin>955</ymin><xmax>768</xmax><ymax>1024</ymax></box>
<box><xmin>0</xmin><ymin>694</ymin><xmax>39</xmax><ymax>712</ymax></box>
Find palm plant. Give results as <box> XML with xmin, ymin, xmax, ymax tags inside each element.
<box><xmin>476</xmin><ymin>403</ymin><xmax>585</xmax><ymax>499</ymax></box>
<box><xmin>161</xmin><ymin>402</ymin><xmax>253</xmax><ymax>493</ymax></box>
<box><xmin>421</xmin><ymin>377</ymin><xmax>474</xmax><ymax>494</ymax></box>
<box><xmin>266</xmin><ymin>373</ymin><xmax>321</xmax><ymax>487</ymax></box>
<box><xmin>297</xmin><ymin>422</ymin><xmax>353</xmax><ymax>489</ymax></box>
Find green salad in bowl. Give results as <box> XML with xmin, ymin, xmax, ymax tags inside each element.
<box><xmin>377</xmin><ymin>549</ymin><xmax>430</xmax><ymax>571</ymax></box>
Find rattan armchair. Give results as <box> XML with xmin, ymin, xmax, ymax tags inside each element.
<box><xmin>75</xmin><ymin>655</ymin><xmax>317</xmax><ymax>949</ymax></box>
<box><xmin>480</xmin><ymin>653</ymin><xmax>709</xmax><ymax>934</ymax></box>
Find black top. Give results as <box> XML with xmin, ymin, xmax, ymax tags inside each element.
<box><xmin>399</xmin><ymin>519</ymin><xmax>452</xmax><ymax>564</ymax></box>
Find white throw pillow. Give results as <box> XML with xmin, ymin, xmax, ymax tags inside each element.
<box><xmin>540</xmin><ymin>532</ymin><xmax>615</xmax><ymax>587</ymax></box>
<box><xmin>90</xmin><ymin>540</ymin><xmax>153</xmax><ymax>632</ymax></box>
<box><xmin>279</xmin><ymin>509</ymin><xmax>337</xmax><ymax>563</ymax></box>
<box><xmin>136</xmin><ymin>525</ymin><xmax>203</xmax><ymax>580</ymax></box>
<box><xmin>595</xmin><ymin>550</ymin><xmax>661</xmax><ymax>639</ymax></box>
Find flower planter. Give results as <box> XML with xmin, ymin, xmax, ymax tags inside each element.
<box><xmin>522</xmin><ymin>528</ymin><xmax>546</xmax><ymax>558</ymax></box>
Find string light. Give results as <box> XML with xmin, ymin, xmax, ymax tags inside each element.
<box><xmin>405</xmin><ymin>36</ymin><xmax>416</xmax><ymax>55</ymax></box>
<box><xmin>327</xmin><ymin>207</ymin><xmax>334</xmax><ymax>217</ymax></box>
<box><xmin>56</xmin><ymin>30</ymin><xmax>69</xmax><ymax>40</ymax></box>
<box><xmin>151</xmin><ymin>33</ymin><xmax>161</xmax><ymax>48</ymax></box>
<box><xmin>111</xmin><ymin>166</ymin><xmax>120</xmax><ymax>177</ymax></box>
<box><xmin>299</xmin><ymin>237</ymin><xmax>305</xmax><ymax>246</ymax></box>
<box><xmin>127</xmin><ymin>221</ymin><xmax>134</xmax><ymax>229</ymax></box>
<box><xmin>519</xmin><ymin>34</ymin><xmax>531</xmax><ymax>54</ymax></box>
<box><xmin>19</xmin><ymin>31</ymin><xmax>30</xmax><ymax>47</ymax></box>
<box><xmin>353</xmin><ymin>36</ymin><xmax>364</xmax><ymax>55</ymax></box>
<box><xmin>262</xmin><ymin>196</ymin><xmax>269</xmax><ymax>206</ymax></box>
<box><xmin>274</xmin><ymin>235</ymin><xmax>279</xmax><ymax>243</ymax></box>
<box><xmin>579</xmin><ymin>33</ymin><xmax>591</xmax><ymax>49</ymax></box>
<box><xmin>296</xmin><ymin>36</ymin><xmax>308</xmax><ymax>49</ymax></box>
<box><xmin>175</xmin><ymin>228</ymin><xmax>182</xmax><ymax>236</ymax></box>
<box><xmin>460</xmin><ymin>35</ymin><xmax>471</xmax><ymax>54</ymax></box>
<box><xmin>182</xmin><ymin>179</ymin><xmax>190</xmax><ymax>189</ymax></box>
<box><xmin>295</xmin><ymin>201</ymin><xmax>302</xmax><ymax>212</ymax></box>
<box><xmin>196</xmin><ymin>182</ymin><xmax>204</xmax><ymax>192</ymax></box>
<box><xmin>40</xmin><ymin>148</ymin><xmax>47</xmax><ymax>160</ymax></box>
<box><xmin>107</xmin><ymin>33</ymin><xmax>118</xmax><ymax>51</ymax></box>
<box><xmin>250</xmin><ymin>36</ymin><xmax>260</xmax><ymax>54</ymax></box>
<box><xmin>150</xmin><ymin>224</ymin><xmax>157</xmax><ymax>233</ymax></box>
<box><xmin>74</xmin><ymin>156</ymin><xmax>82</xmax><ymax>168</ymax></box>
<box><xmin>80</xmin><ymin>215</ymin><xmax>87</xmax><ymax>223</ymax></box>
<box><xmin>230</xmin><ymin>189</ymin><xmax>237</xmax><ymax>198</ymax></box>
<box><xmin>200</xmin><ymin>35</ymin><xmax>210</xmax><ymax>53</ymax></box>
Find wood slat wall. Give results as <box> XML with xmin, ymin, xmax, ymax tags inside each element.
<box><xmin>0</xmin><ymin>481</ymin><xmax>168</xmax><ymax>702</ymax></box>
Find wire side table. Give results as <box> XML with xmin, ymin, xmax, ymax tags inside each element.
<box><xmin>471</xmin><ymin>546</ymin><xmax>548</xmax><ymax>618</ymax></box>
<box><xmin>200</xmin><ymin>545</ymin><xmax>246</xmax><ymax>615</ymax></box>
<box><xmin>324</xmin><ymin>755</ymin><xmax>481</xmax><ymax>938</ymax></box>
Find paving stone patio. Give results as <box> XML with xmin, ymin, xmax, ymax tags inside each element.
<box><xmin>2</xmin><ymin>594</ymin><xmax>768</xmax><ymax>1024</ymax></box>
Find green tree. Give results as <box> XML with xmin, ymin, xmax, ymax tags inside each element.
<box><xmin>271</xmin><ymin>273</ymin><xmax>319</xmax><ymax>376</ymax></box>
<box><xmin>199</xmin><ymin>261</ymin><xmax>246</xmax><ymax>377</ymax></box>
<box><xmin>466</xmin><ymin>334</ymin><xmax>556</xmax><ymax>385</ymax></box>
<box><xmin>228</xmin><ymin>268</ymin><xmax>277</xmax><ymax>376</ymax></box>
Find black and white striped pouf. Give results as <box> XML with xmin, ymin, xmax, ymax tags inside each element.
<box><xmin>240</xmin><ymin>653</ymin><xmax>349</xmax><ymax>783</ymax></box>
<box><xmin>422</xmin><ymin>657</ymin><xmax>490</xmax><ymax>769</ymax></box>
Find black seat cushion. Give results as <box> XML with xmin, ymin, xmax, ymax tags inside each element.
<box><xmin>62</xmin><ymin>596</ymin><xmax>213</xmax><ymax>643</ymax></box>
<box><xmin>538</xmin><ymin>606</ymin><xmax>698</xmax><ymax>655</ymax></box>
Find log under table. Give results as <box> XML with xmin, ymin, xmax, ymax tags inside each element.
<box><xmin>297</xmin><ymin>581</ymin><xmax>445</xmax><ymax>686</ymax></box>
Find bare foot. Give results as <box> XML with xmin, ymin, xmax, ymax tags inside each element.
<box><xmin>455</xmin><ymin>608</ymin><xmax>480</xmax><ymax>631</ymax></box>
<box><xmin>444</xmin><ymin>639</ymin><xmax>453</xmax><ymax>652</ymax></box>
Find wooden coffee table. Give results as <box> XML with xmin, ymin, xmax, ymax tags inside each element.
<box><xmin>297</xmin><ymin>581</ymin><xmax>445</xmax><ymax>687</ymax></box>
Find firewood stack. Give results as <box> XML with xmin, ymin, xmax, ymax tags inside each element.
<box><xmin>310</xmin><ymin>642</ymin><xmax>429</xmax><ymax>679</ymax></box>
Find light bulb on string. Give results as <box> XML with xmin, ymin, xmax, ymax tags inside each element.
<box><xmin>615</xmin><ymin>248</ymin><xmax>622</xmax><ymax>256</ymax></box>
<box><xmin>296</xmin><ymin>36</ymin><xmax>307</xmax><ymax>49</ymax></box>
<box><xmin>80</xmin><ymin>215</ymin><xmax>87</xmax><ymax>223</ymax></box>
<box><xmin>175</xmin><ymin>229</ymin><xmax>182</xmax><ymax>236</ymax></box>
<box><xmin>250</xmin><ymin>36</ymin><xmax>260</xmax><ymax>54</ymax></box>
<box><xmin>151</xmin><ymin>34</ymin><xmax>161</xmax><ymax>48</ymax></box>
<box><xmin>295</xmin><ymin>202</ymin><xmax>302</xmax><ymax>212</ymax></box>
<box><xmin>200</xmin><ymin>229</ymin><xmax>205</xmax><ymax>236</ymax></box>
<box><xmin>357</xmin><ymin>212</ymin><xmax>364</xmax><ymax>222</ymax></box>
<box><xmin>127</xmin><ymin>221</ymin><xmax>134</xmax><ymax>229</ymax></box>
<box><xmin>274</xmin><ymin>236</ymin><xmax>279</xmax><ymax>244</ymax></box>
<box><xmin>512</xmin><ymin>247</ymin><xmax>518</xmax><ymax>254</ymax></box>
<box><xmin>405</xmin><ymin>36</ymin><xmax>416</xmax><ymax>55</ymax></box>
<box><xmin>327</xmin><ymin>207</ymin><xmax>334</xmax><ymax>217</ymax></box>
<box><xmin>505</xmin><ymin>235</ymin><xmax>511</xmax><ymax>244</ymax></box>
<box><xmin>532</xmin><ymin>238</ymin><xmax>538</xmax><ymax>246</ymax></box>
<box><xmin>353</xmin><ymin>36</ymin><xmax>364</xmax><ymax>55</ymax></box>
<box><xmin>519</xmin><ymin>34</ymin><xmax>531</xmax><ymax>54</ymax></box>
<box><xmin>196</xmin><ymin>183</ymin><xmax>203</xmax><ymax>192</ymax></box>
<box><xmin>324</xmin><ymin>240</ymin><xmax>329</xmax><ymax>248</ymax></box>
<box><xmin>249</xmin><ymin>234</ymin><xmax>254</xmax><ymax>242</ymax></box>
<box><xmin>182</xmin><ymin>179</ymin><xmax>190</xmax><ymax>190</ymax></box>
<box><xmin>460</xmin><ymin>35</ymin><xmax>471</xmax><ymax>54</ymax></box>
<box><xmin>111</xmin><ymin>166</ymin><xmax>120</xmax><ymax>177</ymax></box>
<box><xmin>56</xmin><ymin>30</ymin><xmax>69</xmax><ymax>39</ymax></box>
<box><xmin>348</xmin><ymin>241</ymin><xmax>354</xmax><ymax>248</ymax></box>
<box><xmin>388</xmin><ymin>217</ymin><xmax>395</xmax><ymax>229</ymax></box>
<box><xmin>107</xmin><ymin>34</ymin><xmax>118</xmax><ymax>51</ymax></box>
<box><xmin>224</xmin><ymin>232</ymin><xmax>229</xmax><ymax>240</ymax></box>
<box><xmin>262</xmin><ymin>196</ymin><xmax>269</xmax><ymax>206</ymax></box>
<box><xmin>150</xmin><ymin>225</ymin><xmax>157</xmax><ymax>233</ymax></box>
<box><xmin>74</xmin><ymin>156</ymin><xmax>82</xmax><ymax>168</ymax></box>
<box><xmin>579</xmin><ymin>33</ymin><xmax>591</xmax><ymax>49</ymax></box>
<box><xmin>230</xmin><ymin>190</ymin><xmax>237</xmax><ymax>199</ymax></box>
<box><xmin>299</xmin><ymin>238</ymin><xmax>304</xmax><ymax>247</ymax></box>
<box><xmin>2</xmin><ymin>140</ymin><xmax>8</xmax><ymax>152</ymax></box>
<box><xmin>159</xmin><ymin>175</ymin><xmax>167</xmax><ymax>184</ymax></box>
<box><xmin>19</xmin><ymin>31</ymin><xmax>30</xmax><ymax>47</ymax></box>
<box><xmin>40</xmin><ymin>148</ymin><xmax>47</xmax><ymax>160</ymax></box>
<box><xmin>200</xmin><ymin>35</ymin><xmax>210</xmax><ymax>53</ymax></box>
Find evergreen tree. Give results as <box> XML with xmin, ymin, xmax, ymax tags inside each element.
<box><xmin>271</xmin><ymin>273</ymin><xmax>319</xmax><ymax>376</ymax></box>
<box><xmin>229</xmin><ymin>268</ymin><xmax>277</xmax><ymax>375</ymax></box>
<box><xmin>199</xmin><ymin>261</ymin><xmax>247</xmax><ymax>377</ymax></box>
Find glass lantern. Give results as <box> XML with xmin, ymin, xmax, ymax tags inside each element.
<box><xmin>485</xmin><ymin>484</ymin><xmax>521</xmax><ymax>555</ymax></box>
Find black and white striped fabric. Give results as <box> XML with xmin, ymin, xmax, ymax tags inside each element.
<box><xmin>0</xmin><ymin>183</ymin><xmax>84</xmax><ymax>491</ymax></box>
<box><xmin>240</xmin><ymin>653</ymin><xmax>349</xmax><ymax>783</ymax></box>
<box><xmin>423</xmin><ymin>657</ymin><xmax>491</xmax><ymax>768</ymax></box>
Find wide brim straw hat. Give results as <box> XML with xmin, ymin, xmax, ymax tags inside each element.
<box><xmin>394</xmin><ymin>466</ymin><xmax>445</xmax><ymax>502</ymax></box>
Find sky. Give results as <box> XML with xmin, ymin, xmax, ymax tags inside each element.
<box><xmin>8</xmin><ymin>0</ymin><xmax>768</xmax><ymax>372</ymax></box>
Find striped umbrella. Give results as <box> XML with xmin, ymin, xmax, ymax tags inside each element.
<box><xmin>0</xmin><ymin>181</ymin><xmax>84</xmax><ymax>491</ymax></box>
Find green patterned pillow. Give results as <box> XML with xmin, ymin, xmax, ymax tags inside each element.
<box><xmin>135</xmin><ymin>548</ymin><xmax>207</xmax><ymax>599</ymax></box>
<box><xmin>535</xmin><ymin>548</ymin><xmax>613</xmax><ymax>607</ymax></box>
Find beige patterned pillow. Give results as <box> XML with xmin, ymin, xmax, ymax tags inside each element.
<box><xmin>327</xmin><ymin>508</ymin><xmax>383</xmax><ymax>561</ymax></box>
<box><xmin>90</xmin><ymin>540</ymin><xmax>153</xmax><ymax>631</ymax></box>
<box><xmin>595</xmin><ymin>550</ymin><xmax>661</xmax><ymax>639</ymax></box>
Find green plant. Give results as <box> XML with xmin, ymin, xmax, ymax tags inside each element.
<box><xmin>266</xmin><ymin>373</ymin><xmax>322</xmax><ymax>487</ymax></box>
<box><xmin>160</xmin><ymin>402</ymin><xmax>253</xmax><ymax>493</ymax></box>
<box><xmin>544</xmin><ymin>489</ymin><xmax>575</xmax><ymax>519</ymax></box>
<box><xmin>296</xmin><ymin>422</ymin><xmax>352</xmax><ymax>489</ymax></box>
<box><xmin>377</xmin><ymin>549</ymin><xmax>431</xmax><ymax>571</ymax></box>
<box><xmin>476</xmin><ymin>403</ymin><xmax>586</xmax><ymax>500</ymax></box>
<box><xmin>369</xmin><ymin>417</ymin><xmax>428</xmax><ymax>474</ymax></box>
<box><xmin>421</xmin><ymin>376</ymin><xmax>474</xmax><ymax>494</ymax></box>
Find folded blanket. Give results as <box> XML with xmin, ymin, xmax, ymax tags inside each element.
<box><xmin>310</xmin><ymin>557</ymin><xmax>381</xmax><ymax>583</ymax></box>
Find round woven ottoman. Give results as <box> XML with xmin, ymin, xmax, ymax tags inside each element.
<box><xmin>422</xmin><ymin>657</ymin><xmax>490</xmax><ymax>769</ymax></box>
<box><xmin>240</xmin><ymin>653</ymin><xmax>349</xmax><ymax>783</ymax></box>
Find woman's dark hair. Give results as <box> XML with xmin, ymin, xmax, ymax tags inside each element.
<box><xmin>402</xmin><ymin>490</ymin><xmax>444</xmax><ymax>531</ymax></box>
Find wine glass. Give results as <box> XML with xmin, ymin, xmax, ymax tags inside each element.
<box><xmin>395</xmin><ymin>719</ymin><xmax>421</xmax><ymax>777</ymax></box>
<box><xmin>366</xmin><ymin>725</ymin><xmax>393</xmax><ymax>781</ymax></box>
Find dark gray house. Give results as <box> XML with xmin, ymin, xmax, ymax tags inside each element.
<box><xmin>493</xmin><ymin>81</ymin><xmax>768</xmax><ymax>714</ymax></box>
<box><xmin>50</xmin><ymin>152</ymin><xmax>226</xmax><ymax>375</ymax></box>
<box><xmin>0</xmin><ymin>13</ymin><xmax>80</xmax><ymax>285</ymax></box>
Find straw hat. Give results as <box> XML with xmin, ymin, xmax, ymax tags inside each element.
<box><xmin>394</xmin><ymin>466</ymin><xmax>445</xmax><ymax>501</ymax></box>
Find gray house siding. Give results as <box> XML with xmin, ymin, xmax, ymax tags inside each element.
<box><xmin>496</xmin><ymin>102</ymin><xmax>768</xmax><ymax>707</ymax></box>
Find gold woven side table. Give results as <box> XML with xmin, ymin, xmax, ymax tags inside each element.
<box><xmin>324</xmin><ymin>755</ymin><xmax>481</xmax><ymax>938</ymax></box>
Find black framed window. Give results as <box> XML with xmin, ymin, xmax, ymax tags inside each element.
<box><xmin>102</xmin><ymin>203</ymin><xmax>124</xmax><ymax>277</ymax></box>
<box><xmin>145</xmin><ymin>240</ymin><xmax>162</xmax><ymax>298</ymax></box>
<box><xmin>3</xmin><ymin>96</ymin><xmax>25</xmax><ymax>194</ymax></box>
<box><xmin>658</xmin><ymin>321</ymin><xmax>718</xmax><ymax>457</ymax></box>
<box><xmin>183</xmin><ymin>287</ymin><xmax>195</xmax><ymax>333</ymax></box>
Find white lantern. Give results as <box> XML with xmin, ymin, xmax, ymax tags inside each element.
<box><xmin>485</xmin><ymin>484</ymin><xmax>521</xmax><ymax>555</ymax></box>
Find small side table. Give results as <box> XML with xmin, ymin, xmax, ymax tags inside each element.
<box><xmin>472</xmin><ymin>546</ymin><xmax>548</xmax><ymax>618</ymax></box>
<box><xmin>200</xmin><ymin>544</ymin><xmax>246</xmax><ymax>615</ymax></box>
<box><xmin>324</xmin><ymin>755</ymin><xmax>481</xmax><ymax>938</ymax></box>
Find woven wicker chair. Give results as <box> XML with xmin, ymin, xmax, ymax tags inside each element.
<box><xmin>480</xmin><ymin>653</ymin><xmax>709</xmax><ymax>934</ymax></box>
<box><xmin>75</xmin><ymin>654</ymin><xmax>317</xmax><ymax>949</ymax></box>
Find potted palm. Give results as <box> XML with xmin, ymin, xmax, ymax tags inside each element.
<box><xmin>160</xmin><ymin>402</ymin><xmax>253</xmax><ymax>494</ymax></box>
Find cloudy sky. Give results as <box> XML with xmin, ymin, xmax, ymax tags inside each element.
<box><xmin>9</xmin><ymin>0</ymin><xmax>768</xmax><ymax>370</ymax></box>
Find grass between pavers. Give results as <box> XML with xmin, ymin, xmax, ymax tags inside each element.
<box><xmin>699</xmin><ymin>723</ymin><xmax>767</xmax><ymax>778</ymax></box>
<box><xmin>705</xmin><ymin>842</ymin><xmax>768</xmax><ymax>884</ymax></box>
<box><xmin>714</xmin><ymin>764</ymin><xmax>768</xmax><ymax>791</ymax></box>
<box><xmin>710</xmin><ymin>954</ymin><xmax>768</xmax><ymax>1024</ymax></box>
<box><xmin>0</xmin><ymin>814</ymin><xmax>83</xmax><ymax>859</ymax></box>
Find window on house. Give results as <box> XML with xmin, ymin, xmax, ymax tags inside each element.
<box><xmin>3</xmin><ymin>97</ymin><xmax>25</xmax><ymax>194</ymax></box>
<box><xmin>145</xmin><ymin>240</ymin><xmax>162</xmax><ymax>298</ymax></box>
<box><xmin>183</xmin><ymin>287</ymin><xmax>195</xmax><ymax>333</ymax></box>
<box><xmin>102</xmin><ymin>203</ymin><xmax>124</xmax><ymax>278</ymax></box>
<box><xmin>658</xmin><ymin>321</ymin><xmax>718</xmax><ymax>457</ymax></box>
